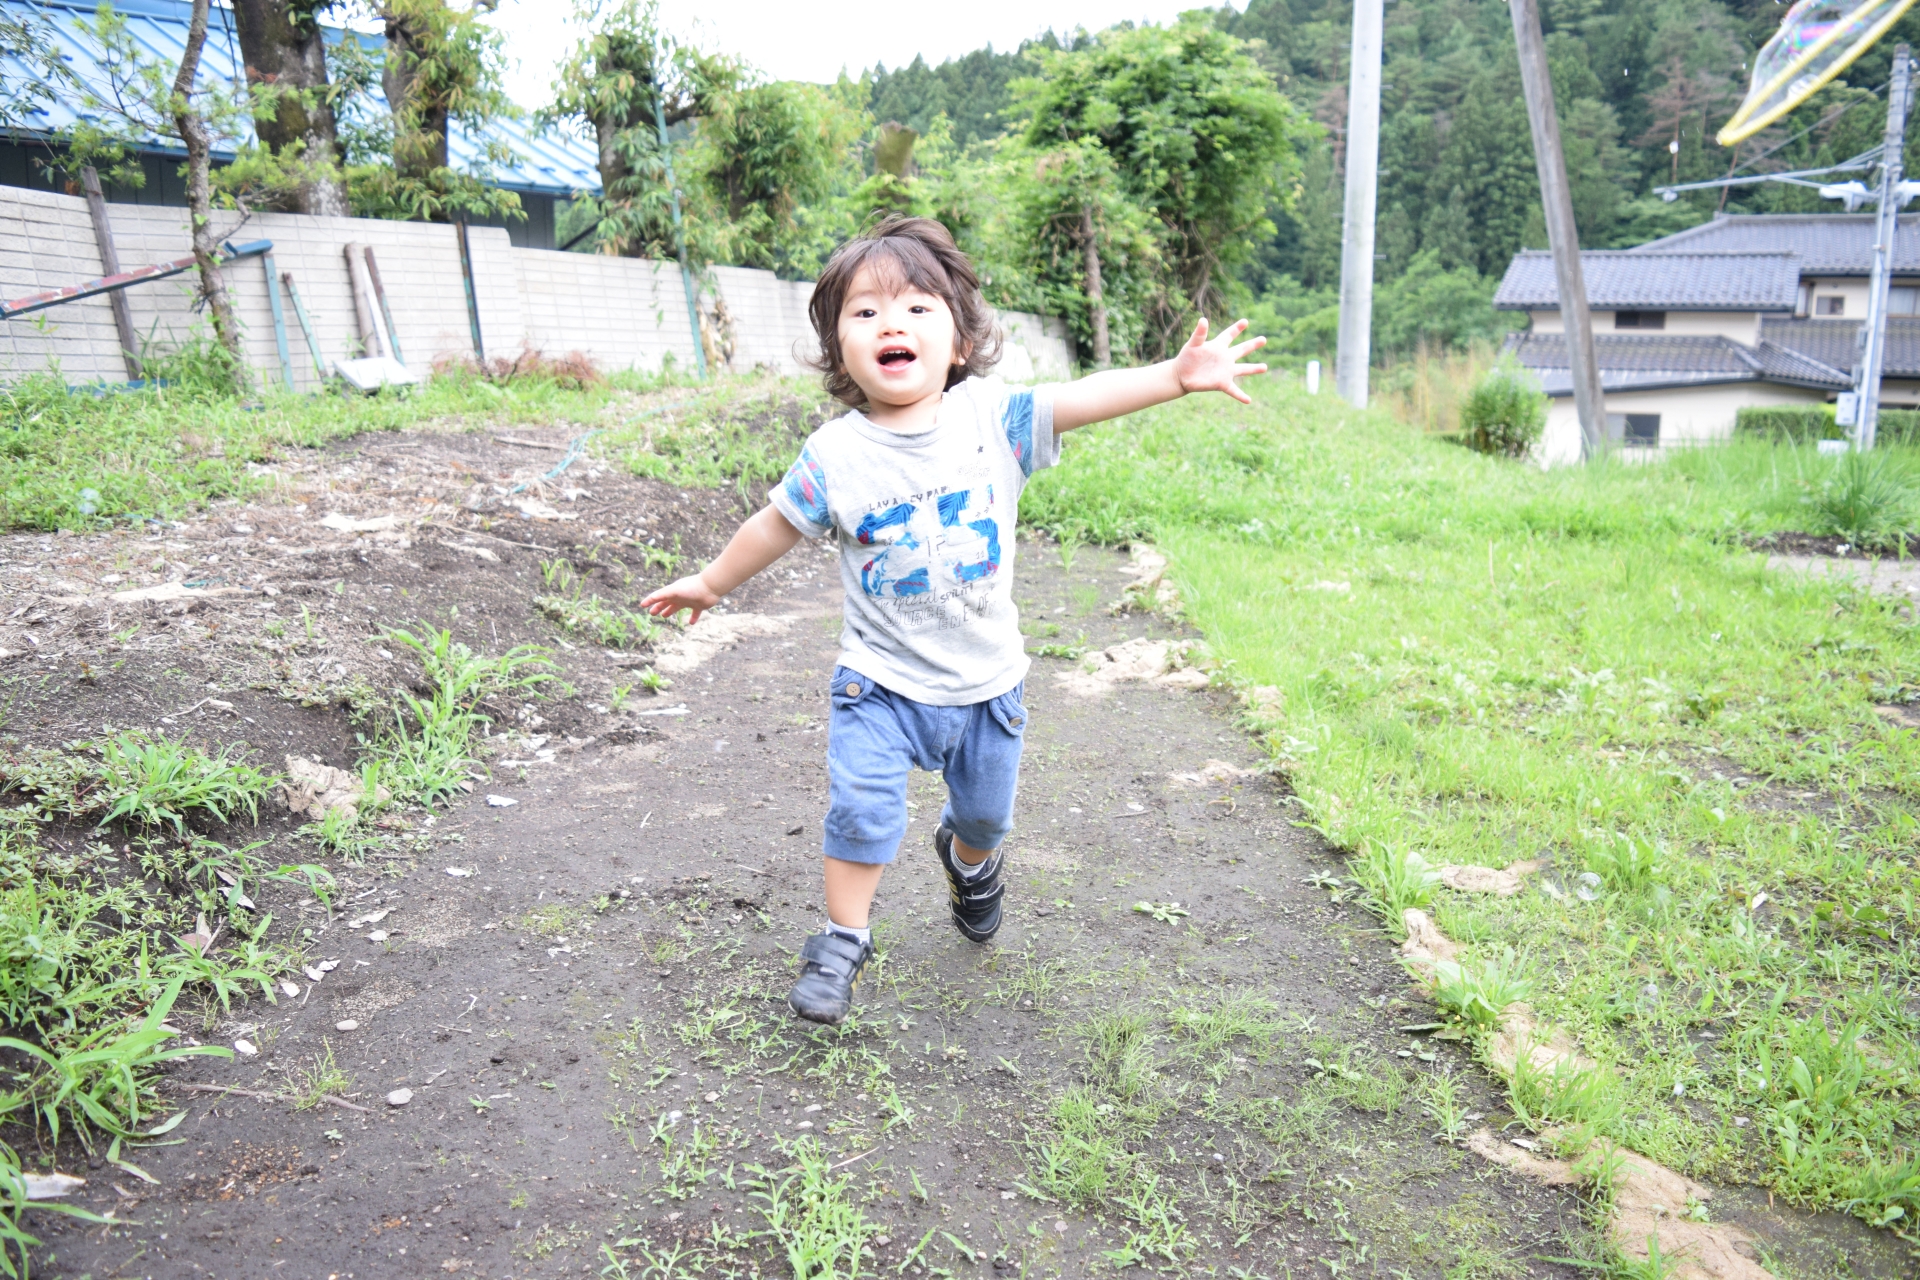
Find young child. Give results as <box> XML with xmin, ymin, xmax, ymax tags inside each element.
<box><xmin>640</xmin><ymin>216</ymin><xmax>1265</xmax><ymax>1024</ymax></box>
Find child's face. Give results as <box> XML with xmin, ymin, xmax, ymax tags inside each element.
<box><xmin>835</xmin><ymin>265</ymin><xmax>963</xmax><ymax>409</ymax></box>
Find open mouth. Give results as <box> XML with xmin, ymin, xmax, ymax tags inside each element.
<box><xmin>877</xmin><ymin>346</ymin><xmax>917</xmax><ymax>369</ymax></box>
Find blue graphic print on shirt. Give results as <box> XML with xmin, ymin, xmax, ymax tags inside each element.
<box><xmin>853</xmin><ymin>485</ymin><xmax>1002</xmax><ymax>600</ymax></box>
<box><xmin>936</xmin><ymin>487</ymin><xmax>1000</xmax><ymax>583</ymax></box>
<box><xmin>1002</xmin><ymin>391</ymin><xmax>1036</xmax><ymax>478</ymax></box>
<box><xmin>781</xmin><ymin>444</ymin><xmax>831</xmax><ymax>528</ymax></box>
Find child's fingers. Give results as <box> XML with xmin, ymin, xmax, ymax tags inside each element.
<box><xmin>1232</xmin><ymin>362</ymin><xmax>1268</xmax><ymax>377</ymax></box>
<box><xmin>1186</xmin><ymin>318</ymin><xmax>1209</xmax><ymax>348</ymax></box>
<box><xmin>1224</xmin><ymin>382</ymin><xmax>1254</xmax><ymax>404</ymax></box>
<box><xmin>1229</xmin><ymin>335</ymin><xmax>1267</xmax><ymax>359</ymax></box>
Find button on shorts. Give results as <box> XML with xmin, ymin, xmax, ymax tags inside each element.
<box><xmin>821</xmin><ymin>665</ymin><xmax>1027</xmax><ymax>865</ymax></box>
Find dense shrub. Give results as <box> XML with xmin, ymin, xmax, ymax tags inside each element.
<box><xmin>1737</xmin><ymin>403</ymin><xmax>1920</xmax><ymax>445</ymax></box>
<box><xmin>1458</xmin><ymin>357</ymin><xmax>1546</xmax><ymax>457</ymax></box>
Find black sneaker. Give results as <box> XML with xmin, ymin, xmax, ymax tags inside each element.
<box><xmin>935</xmin><ymin>825</ymin><xmax>1005</xmax><ymax>943</ymax></box>
<box><xmin>787</xmin><ymin>930</ymin><xmax>874</xmax><ymax>1025</ymax></box>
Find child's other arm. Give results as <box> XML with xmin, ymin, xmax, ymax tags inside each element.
<box><xmin>639</xmin><ymin>505</ymin><xmax>803</xmax><ymax>625</ymax></box>
<box><xmin>1050</xmin><ymin>318</ymin><xmax>1268</xmax><ymax>433</ymax></box>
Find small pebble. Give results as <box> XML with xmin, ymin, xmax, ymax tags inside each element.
<box><xmin>336</xmin><ymin>1020</ymin><xmax>359</xmax><ymax>1032</ymax></box>
<box><xmin>367</xmin><ymin>930</ymin><xmax>388</xmax><ymax>942</ymax></box>
<box><xmin>704</xmin><ymin>1091</ymin><xmax>719</xmax><ymax>1103</ymax></box>
<box><xmin>487</xmin><ymin>795</ymin><xmax>517</xmax><ymax>807</ymax></box>
<box><xmin>233</xmin><ymin>1039</ymin><xmax>258</xmax><ymax>1056</ymax></box>
<box><xmin>386</xmin><ymin>1088</ymin><xmax>413</xmax><ymax>1107</ymax></box>
<box><xmin>279</xmin><ymin>980</ymin><xmax>300</xmax><ymax>997</ymax></box>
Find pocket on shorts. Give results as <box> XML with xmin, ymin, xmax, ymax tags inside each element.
<box><xmin>986</xmin><ymin>683</ymin><xmax>1028</xmax><ymax>736</ymax></box>
<box><xmin>829</xmin><ymin>666</ymin><xmax>875</xmax><ymax>712</ymax></box>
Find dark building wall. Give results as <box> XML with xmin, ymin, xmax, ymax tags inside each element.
<box><xmin>1</xmin><ymin>140</ymin><xmax>189</xmax><ymax>205</ymax></box>
<box><xmin>1</xmin><ymin>140</ymin><xmax>563</xmax><ymax>249</ymax></box>
<box><xmin>464</xmin><ymin>192</ymin><xmax>556</xmax><ymax>250</ymax></box>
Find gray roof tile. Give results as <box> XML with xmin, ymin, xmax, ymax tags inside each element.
<box><xmin>1630</xmin><ymin>214</ymin><xmax>1920</xmax><ymax>276</ymax></box>
<box><xmin>1758</xmin><ymin>317</ymin><xmax>1920</xmax><ymax>378</ymax></box>
<box><xmin>1494</xmin><ymin>251</ymin><xmax>1802</xmax><ymax>311</ymax></box>
<box><xmin>1505</xmin><ymin>332</ymin><xmax>1851</xmax><ymax>394</ymax></box>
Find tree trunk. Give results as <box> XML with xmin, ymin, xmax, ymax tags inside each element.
<box><xmin>231</xmin><ymin>0</ymin><xmax>348</xmax><ymax>216</ymax></box>
<box><xmin>384</xmin><ymin>6</ymin><xmax>451</xmax><ymax>182</ymax></box>
<box><xmin>172</xmin><ymin>0</ymin><xmax>245</xmax><ymax>373</ymax></box>
<box><xmin>1081</xmin><ymin>204</ymin><xmax>1111</xmax><ymax>370</ymax></box>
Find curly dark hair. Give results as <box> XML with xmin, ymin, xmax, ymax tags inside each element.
<box><xmin>806</xmin><ymin>216</ymin><xmax>1001</xmax><ymax>407</ymax></box>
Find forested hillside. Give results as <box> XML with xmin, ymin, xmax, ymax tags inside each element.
<box><xmin>862</xmin><ymin>0</ymin><xmax>1920</xmax><ymax>355</ymax></box>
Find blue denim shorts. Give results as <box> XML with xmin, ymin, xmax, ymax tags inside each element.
<box><xmin>822</xmin><ymin>666</ymin><xmax>1027</xmax><ymax>865</ymax></box>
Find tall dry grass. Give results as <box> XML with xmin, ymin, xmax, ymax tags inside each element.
<box><xmin>1373</xmin><ymin>338</ymin><xmax>1502</xmax><ymax>434</ymax></box>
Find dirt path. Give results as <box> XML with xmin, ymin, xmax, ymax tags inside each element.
<box><xmin>5</xmin><ymin>424</ymin><xmax>1901</xmax><ymax>1279</ymax></box>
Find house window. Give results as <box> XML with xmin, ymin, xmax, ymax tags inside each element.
<box><xmin>1614</xmin><ymin>310</ymin><xmax>1666</xmax><ymax>330</ymax></box>
<box><xmin>1816</xmin><ymin>296</ymin><xmax>1846</xmax><ymax>316</ymax></box>
<box><xmin>1608</xmin><ymin>413</ymin><xmax>1661</xmax><ymax>447</ymax></box>
<box><xmin>1890</xmin><ymin>286</ymin><xmax>1919</xmax><ymax>316</ymax></box>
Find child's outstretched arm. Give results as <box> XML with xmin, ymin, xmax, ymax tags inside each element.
<box><xmin>640</xmin><ymin>505</ymin><xmax>803</xmax><ymax>625</ymax></box>
<box><xmin>1051</xmin><ymin>318</ymin><xmax>1267</xmax><ymax>432</ymax></box>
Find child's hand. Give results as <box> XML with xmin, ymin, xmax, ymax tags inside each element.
<box><xmin>1171</xmin><ymin>318</ymin><xmax>1268</xmax><ymax>405</ymax></box>
<box><xmin>641</xmin><ymin>574</ymin><xmax>722</xmax><ymax>625</ymax></box>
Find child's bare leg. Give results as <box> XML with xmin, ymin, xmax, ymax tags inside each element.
<box><xmin>823</xmin><ymin>856</ymin><xmax>886</xmax><ymax>929</ymax></box>
<box><xmin>950</xmin><ymin>836</ymin><xmax>990</xmax><ymax>867</ymax></box>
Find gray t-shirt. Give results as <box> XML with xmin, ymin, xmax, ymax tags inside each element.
<box><xmin>768</xmin><ymin>376</ymin><xmax>1061</xmax><ymax>706</ymax></box>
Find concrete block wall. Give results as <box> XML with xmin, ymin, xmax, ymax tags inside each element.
<box><xmin>0</xmin><ymin>186</ymin><xmax>1075</xmax><ymax>390</ymax></box>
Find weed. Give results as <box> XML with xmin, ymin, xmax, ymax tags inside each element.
<box><xmin>635</xmin><ymin>666</ymin><xmax>670</xmax><ymax>693</ymax></box>
<box><xmin>747</xmin><ymin>1136</ymin><xmax>876</xmax><ymax>1277</ymax></box>
<box><xmin>1419</xmin><ymin>1067</ymin><xmax>1469</xmax><ymax>1142</ymax></box>
<box><xmin>609</xmin><ymin>682</ymin><xmax>636</xmax><ymax>713</ymax></box>
<box><xmin>364</xmin><ymin>626</ymin><xmax>556</xmax><ymax>804</ymax></box>
<box><xmin>96</xmin><ymin>733</ymin><xmax>278</xmax><ymax>833</ymax></box>
<box><xmin>1422</xmin><ymin>950</ymin><xmax>1533</xmax><ymax>1030</ymax></box>
<box><xmin>289</xmin><ymin>1042</ymin><xmax>350</xmax><ymax>1111</ymax></box>
<box><xmin>1803</xmin><ymin>449</ymin><xmax>1916</xmax><ymax>551</ymax></box>
<box><xmin>1354</xmin><ymin>841</ymin><xmax>1441</xmax><ymax>916</ymax></box>
<box><xmin>535</xmin><ymin>594</ymin><xmax>660</xmax><ymax>649</ymax></box>
<box><xmin>1582</xmin><ymin>833</ymin><xmax>1663</xmax><ymax>892</ymax></box>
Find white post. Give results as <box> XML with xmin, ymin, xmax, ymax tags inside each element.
<box><xmin>1307</xmin><ymin>360</ymin><xmax>1321</xmax><ymax>395</ymax></box>
<box><xmin>1334</xmin><ymin>0</ymin><xmax>1383</xmax><ymax>409</ymax></box>
<box><xmin>1855</xmin><ymin>44</ymin><xmax>1911</xmax><ymax>451</ymax></box>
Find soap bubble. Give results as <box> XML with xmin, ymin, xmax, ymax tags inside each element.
<box><xmin>1574</xmin><ymin>871</ymin><xmax>1602</xmax><ymax>901</ymax></box>
<box><xmin>77</xmin><ymin>488</ymin><xmax>100</xmax><ymax>516</ymax></box>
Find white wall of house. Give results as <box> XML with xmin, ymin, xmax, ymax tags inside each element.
<box><xmin>0</xmin><ymin>186</ymin><xmax>1073</xmax><ymax>389</ymax></box>
<box><xmin>1523</xmin><ymin>309</ymin><xmax>1768</xmax><ymax>343</ymax></box>
<box><xmin>1537</xmin><ymin>382</ymin><xmax>1829</xmax><ymax>466</ymax></box>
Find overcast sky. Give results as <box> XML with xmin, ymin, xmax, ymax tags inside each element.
<box><xmin>482</xmin><ymin>0</ymin><xmax>1236</xmax><ymax>109</ymax></box>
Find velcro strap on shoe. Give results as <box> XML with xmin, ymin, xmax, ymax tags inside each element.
<box><xmin>798</xmin><ymin>931</ymin><xmax>869</xmax><ymax>977</ymax></box>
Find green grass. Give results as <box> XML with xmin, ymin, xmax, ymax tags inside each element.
<box><xmin>1</xmin><ymin>356</ymin><xmax>832</xmax><ymax>534</ymax></box>
<box><xmin>0</xmin><ymin>359</ymin><xmax>693</xmax><ymax>531</ymax></box>
<box><xmin>1026</xmin><ymin>383</ymin><xmax>1920</xmax><ymax>1237</ymax></box>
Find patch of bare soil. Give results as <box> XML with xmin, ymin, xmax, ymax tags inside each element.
<box><xmin>3</xmin><ymin>423</ymin><xmax>1903</xmax><ymax>1279</ymax></box>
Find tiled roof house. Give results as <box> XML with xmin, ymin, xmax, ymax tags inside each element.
<box><xmin>1496</xmin><ymin>214</ymin><xmax>1914</xmax><ymax>462</ymax></box>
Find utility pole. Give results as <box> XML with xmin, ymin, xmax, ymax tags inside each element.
<box><xmin>1333</xmin><ymin>0</ymin><xmax>1382</xmax><ymax>408</ymax></box>
<box><xmin>1854</xmin><ymin>44</ymin><xmax>1912</xmax><ymax>451</ymax></box>
<box><xmin>1509</xmin><ymin>0</ymin><xmax>1606</xmax><ymax>458</ymax></box>
<box><xmin>651</xmin><ymin>69</ymin><xmax>709</xmax><ymax>380</ymax></box>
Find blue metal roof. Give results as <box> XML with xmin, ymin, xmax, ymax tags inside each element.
<box><xmin>1</xmin><ymin>0</ymin><xmax>601</xmax><ymax>196</ymax></box>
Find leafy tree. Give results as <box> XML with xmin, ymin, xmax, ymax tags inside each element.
<box><xmin>230</xmin><ymin>0</ymin><xmax>349</xmax><ymax>215</ymax></box>
<box><xmin>866</xmin><ymin>38</ymin><xmax>1068</xmax><ymax>145</ymax></box>
<box><xmin>1014</xmin><ymin>17</ymin><xmax>1306</xmax><ymax>354</ymax></box>
<box><xmin>687</xmin><ymin>78</ymin><xmax>862</xmax><ymax>269</ymax></box>
<box><xmin>57</xmin><ymin>0</ymin><xmax>289</xmax><ymax>371</ymax></box>
<box><xmin>1371</xmin><ymin>250</ymin><xmax>1503</xmax><ymax>356</ymax></box>
<box><xmin>0</xmin><ymin>6</ymin><xmax>81</xmax><ymax>134</ymax></box>
<box><xmin>995</xmin><ymin>136</ymin><xmax>1164</xmax><ymax>365</ymax></box>
<box><xmin>550</xmin><ymin>0</ymin><xmax>860</xmax><ymax>272</ymax></box>
<box><xmin>332</xmin><ymin>0</ymin><xmax>521</xmax><ymax>222</ymax></box>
